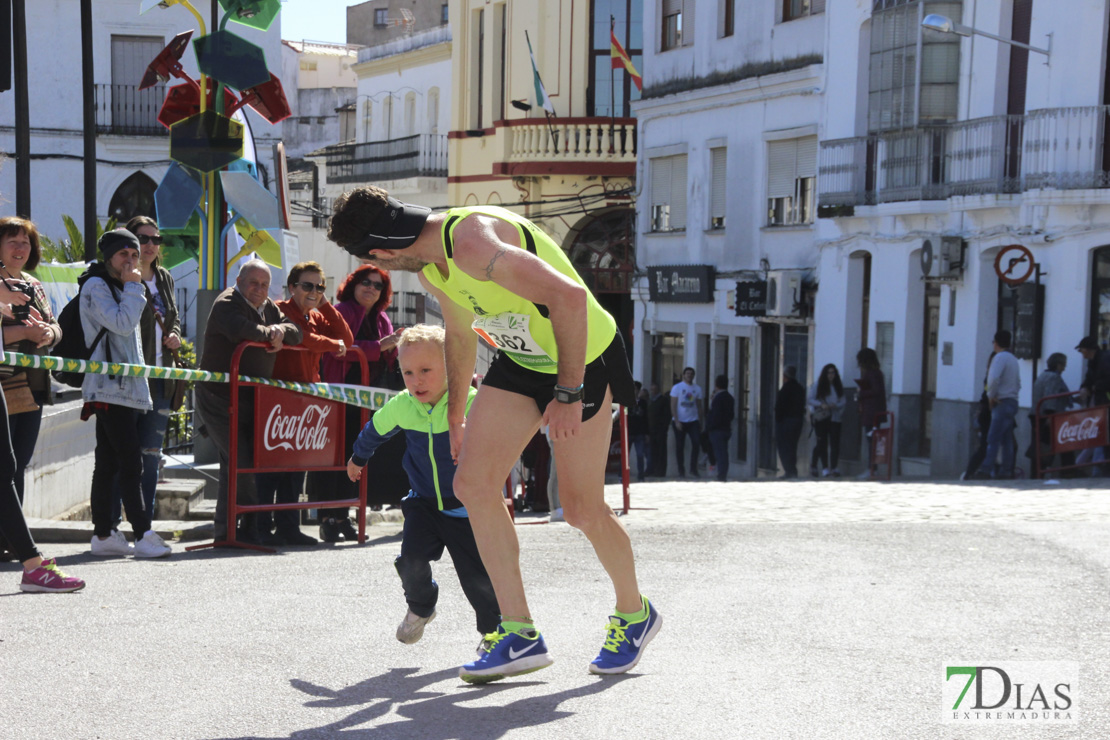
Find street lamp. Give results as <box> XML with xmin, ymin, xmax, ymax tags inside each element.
<box><xmin>921</xmin><ymin>14</ymin><xmax>1051</xmax><ymax>58</ymax></box>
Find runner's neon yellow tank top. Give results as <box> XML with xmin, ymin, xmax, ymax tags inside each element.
<box><xmin>421</xmin><ymin>206</ymin><xmax>616</xmax><ymax>373</ymax></box>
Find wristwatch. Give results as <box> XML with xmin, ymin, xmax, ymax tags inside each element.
<box><xmin>553</xmin><ymin>383</ymin><xmax>584</xmax><ymax>404</ymax></box>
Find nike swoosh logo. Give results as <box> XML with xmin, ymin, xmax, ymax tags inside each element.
<box><xmin>632</xmin><ymin>623</ymin><xmax>650</xmax><ymax>647</ymax></box>
<box><xmin>508</xmin><ymin>642</ymin><xmax>540</xmax><ymax>659</ymax></box>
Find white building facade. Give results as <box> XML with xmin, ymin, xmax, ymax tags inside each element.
<box><xmin>633</xmin><ymin>0</ymin><xmax>827</xmax><ymax>476</ymax></box>
<box><xmin>300</xmin><ymin>26</ymin><xmax>451</xmax><ymax>326</ymax></box>
<box><xmin>817</xmin><ymin>0</ymin><xmax>1110</xmax><ymax>477</ymax></box>
<box><xmin>0</xmin><ymin>0</ymin><xmax>284</xmax><ymax>265</ymax></box>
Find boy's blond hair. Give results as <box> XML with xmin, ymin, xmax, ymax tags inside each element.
<box><xmin>397</xmin><ymin>323</ymin><xmax>445</xmax><ymax>351</ymax></box>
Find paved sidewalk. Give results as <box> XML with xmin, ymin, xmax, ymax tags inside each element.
<box><xmin>601</xmin><ymin>477</ymin><xmax>1110</xmax><ymax>525</ymax></box>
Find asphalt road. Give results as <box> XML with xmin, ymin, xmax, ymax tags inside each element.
<box><xmin>2</xmin><ymin>479</ymin><xmax>1109</xmax><ymax>739</ymax></box>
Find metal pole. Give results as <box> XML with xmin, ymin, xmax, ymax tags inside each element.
<box><xmin>11</xmin><ymin>0</ymin><xmax>29</xmax><ymax>216</ymax></box>
<box><xmin>80</xmin><ymin>0</ymin><xmax>96</xmax><ymax>259</ymax></box>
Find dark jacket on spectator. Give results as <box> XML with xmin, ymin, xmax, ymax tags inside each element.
<box><xmin>198</xmin><ymin>286</ymin><xmax>302</xmax><ymax>400</ymax></box>
<box><xmin>1081</xmin><ymin>348</ymin><xmax>1110</xmax><ymax>405</ymax></box>
<box><xmin>707</xmin><ymin>389</ymin><xmax>735</xmax><ymax>432</ymax></box>
<box><xmin>775</xmin><ymin>378</ymin><xmax>806</xmax><ymax>422</ymax></box>
<box><xmin>856</xmin><ymin>368</ymin><xmax>887</xmax><ymax>427</ymax></box>
<box><xmin>628</xmin><ymin>395</ymin><xmax>649</xmax><ymax>436</ymax></box>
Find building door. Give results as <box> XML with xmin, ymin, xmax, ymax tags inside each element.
<box><xmin>651</xmin><ymin>333</ymin><xmax>685</xmax><ymax>391</ymax></box>
<box><xmin>1091</xmin><ymin>246</ymin><xmax>1110</xmax><ymax>345</ymax></box>
<box><xmin>919</xmin><ymin>285</ymin><xmax>941</xmax><ymax>456</ymax></box>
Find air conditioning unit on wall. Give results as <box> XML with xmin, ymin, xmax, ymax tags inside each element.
<box><xmin>920</xmin><ymin>236</ymin><xmax>965</xmax><ymax>281</ymax></box>
<box><xmin>766</xmin><ymin>270</ymin><xmax>802</xmax><ymax>318</ymax></box>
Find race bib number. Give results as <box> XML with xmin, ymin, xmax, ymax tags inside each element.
<box><xmin>472</xmin><ymin>313</ymin><xmax>556</xmax><ymax>369</ymax></box>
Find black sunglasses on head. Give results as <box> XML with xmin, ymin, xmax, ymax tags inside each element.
<box><xmin>295</xmin><ymin>281</ymin><xmax>326</xmax><ymax>293</ymax></box>
<box><xmin>360</xmin><ymin>279</ymin><xmax>384</xmax><ymax>290</ymax></box>
<box><xmin>137</xmin><ymin>234</ymin><xmax>163</xmax><ymax>245</ymax></box>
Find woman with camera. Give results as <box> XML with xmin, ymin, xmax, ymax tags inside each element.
<box><xmin>0</xmin><ymin>217</ymin><xmax>61</xmax><ymax>512</ymax></box>
<box><xmin>0</xmin><ymin>277</ymin><xmax>84</xmax><ymax>590</ymax></box>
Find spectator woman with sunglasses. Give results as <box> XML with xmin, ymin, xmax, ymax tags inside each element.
<box><xmin>254</xmin><ymin>261</ymin><xmax>354</xmax><ymax>545</ymax></box>
<box><xmin>122</xmin><ymin>215</ymin><xmax>182</xmax><ymax>519</ymax></box>
<box><xmin>316</xmin><ymin>264</ymin><xmax>406</xmax><ymax>540</ymax></box>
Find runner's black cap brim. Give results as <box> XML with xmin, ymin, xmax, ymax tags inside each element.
<box><xmin>343</xmin><ymin>197</ymin><xmax>431</xmax><ymax>257</ymax></box>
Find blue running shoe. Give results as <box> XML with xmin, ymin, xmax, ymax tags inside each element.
<box><xmin>588</xmin><ymin>596</ymin><xmax>662</xmax><ymax>675</ymax></box>
<box><xmin>459</xmin><ymin>625</ymin><xmax>554</xmax><ymax>684</ymax></box>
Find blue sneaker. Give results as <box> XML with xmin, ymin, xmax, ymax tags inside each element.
<box><xmin>588</xmin><ymin>596</ymin><xmax>662</xmax><ymax>675</ymax></box>
<box><xmin>459</xmin><ymin>625</ymin><xmax>554</xmax><ymax>684</ymax></box>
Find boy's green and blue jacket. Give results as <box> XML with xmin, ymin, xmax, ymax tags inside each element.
<box><xmin>350</xmin><ymin>386</ymin><xmax>477</xmax><ymax>516</ymax></box>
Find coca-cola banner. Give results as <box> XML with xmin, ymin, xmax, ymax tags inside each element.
<box><xmin>1051</xmin><ymin>406</ymin><xmax>1109</xmax><ymax>454</ymax></box>
<box><xmin>255</xmin><ymin>386</ymin><xmax>345</xmax><ymax>470</ymax></box>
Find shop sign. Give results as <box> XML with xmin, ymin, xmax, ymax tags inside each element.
<box><xmin>735</xmin><ymin>281</ymin><xmax>767</xmax><ymax>317</ymax></box>
<box><xmin>647</xmin><ymin>264</ymin><xmax>715</xmax><ymax>303</ymax></box>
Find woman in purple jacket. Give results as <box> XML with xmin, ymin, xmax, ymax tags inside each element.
<box><xmin>313</xmin><ymin>265</ymin><xmax>406</xmax><ymax>540</ymax></box>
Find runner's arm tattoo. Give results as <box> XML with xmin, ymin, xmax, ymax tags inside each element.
<box><xmin>485</xmin><ymin>247</ymin><xmax>509</xmax><ymax>281</ymax></box>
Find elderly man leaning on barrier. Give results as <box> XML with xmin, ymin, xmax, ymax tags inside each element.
<box><xmin>195</xmin><ymin>259</ymin><xmax>302</xmax><ymax>544</ymax></box>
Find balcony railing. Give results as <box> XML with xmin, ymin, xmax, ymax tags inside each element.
<box><xmin>504</xmin><ymin>118</ymin><xmax>636</xmax><ymax>162</ymax></box>
<box><xmin>819</xmin><ymin>106</ymin><xmax>1110</xmax><ymax>207</ymax></box>
<box><xmin>95</xmin><ymin>83</ymin><xmax>167</xmax><ymax>137</ymax></box>
<box><xmin>324</xmin><ymin>134</ymin><xmax>448</xmax><ymax>184</ymax></box>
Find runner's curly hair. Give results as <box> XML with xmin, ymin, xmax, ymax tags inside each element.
<box><xmin>327</xmin><ymin>186</ymin><xmax>390</xmax><ymax>248</ymax></box>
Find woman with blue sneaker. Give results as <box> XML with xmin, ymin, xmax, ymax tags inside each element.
<box><xmin>328</xmin><ymin>186</ymin><xmax>662</xmax><ymax>683</ymax></box>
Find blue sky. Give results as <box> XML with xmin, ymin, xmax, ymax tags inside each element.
<box><xmin>280</xmin><ymin>0</ymin><xmax>361</xmax><ymax>45</ymax></box>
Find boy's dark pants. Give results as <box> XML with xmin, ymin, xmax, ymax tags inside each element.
<box><xmin>395</xmin><ymin>495</ymin><xmax>500</xmax><ymax>635</ymax></box>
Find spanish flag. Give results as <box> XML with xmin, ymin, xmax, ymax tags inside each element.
<box><xmin>610</xmin><ymin>29</ymin><xmax>642</xmax><ymax>91</ymax></box>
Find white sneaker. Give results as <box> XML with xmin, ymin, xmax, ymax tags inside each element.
<box><xmin>396</xmin><ymin>609</ymin><xmax>435</xmax><ymax>644</ymax></box>
<box><xmin>90</xmin><ymin>529</ymin><xmax>133</xmax><ymax>557</ymax></box>
<box><xmin>134</xmin><ymin>530</ymin><xmax>172</xmax><ymax>559</ymax></box>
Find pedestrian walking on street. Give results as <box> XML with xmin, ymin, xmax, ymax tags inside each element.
<box><xmin>963</xmin><ymin>352</ymin><xmax>995</xmax><ymax>480</ymax></box>
<box><xmin>1075</xmin><ymin>335</ymin><xmax>1110</xmax><ymax>407</ymax></box>
<box><xmin>775</xmin><ymin>365</ymin><xmax>806</xmax><ymax>478</ymax></box>
<box><xmin>855</xmin><ymin>348</ymin><xmax>887</xmax><ymax>479</ymax></box>
<box><xmin>975</xmin><ymin>330</ymin><xmax>1021</xmax><ymax>480</ymax></box>
<box><xmin>670</xmin><ymin>367</ymin><xmax>704</xmax><ymax>478</ymax></box>
<box><xmin>808</xmin><ymin>363</ymin><xmax>846</xmax><ymax>477</ymax></box>
<box><xmin>706</xmin><ymin>375</ymin><xmax>734</xmax><ymax>482</ymax></box>
<box><xmin>328</xmin><ymin>185</ymin><xmax>658</xmax><ymax>684</ymax></box>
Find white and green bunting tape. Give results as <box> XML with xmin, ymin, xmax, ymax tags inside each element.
<box><xmin>0</xmin><ymin>351</ymin><xmax>398</xmax><ymax>411</ymax></box>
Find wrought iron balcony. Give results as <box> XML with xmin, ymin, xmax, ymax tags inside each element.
<box><xmin>95</xmin><ymin>84</ymin><xmax>167</xmax><ymax>137</ymax></box>
<box><xmin>819</xmin><ymin>106</ymin><xmax>1110</xmax><ymax>208</ymax></box>
<box><xmin>323</xmin><ymin>134</ymin><xmax>448</xmax><ymax>184</ymax></box>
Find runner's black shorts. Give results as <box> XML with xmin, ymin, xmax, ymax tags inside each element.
<box><xmin>480</xmin><ymin>332</ymin><xmax>636</xmax><ymax>421</ymax></box>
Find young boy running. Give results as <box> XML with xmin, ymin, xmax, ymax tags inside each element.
<box><xmin>347</xmin><ymin>324</ymin><xmax>503</xmax><ymax>649</ymax></box>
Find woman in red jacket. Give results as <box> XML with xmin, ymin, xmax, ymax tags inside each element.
<box><xmin>255</xmin><ymin>261</ymin><xmax>353</xmax><ymax>546</ymax></box>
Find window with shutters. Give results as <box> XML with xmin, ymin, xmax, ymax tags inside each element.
<box><xmin>767</xmin><ymin>137</ymin><xmax>816</xmax><ymax>226</ymax></box>
<box><xmin>710</xmin><ymin>147</ymin><xmax>727</xmax><ymax>229</ymax></box>
<box><xmin>649</xmin><ymin>154</ymin><xmax>688</xmax><ymax>232</ymax></box>
<box><xmin>868</xmin><ymin>0</ymin><xmax>962</xmax><ymax>132</ymax></box>
<box><xmin>662</xmin><ymin>0</ymin><xmax>693</xmax><ymax>51</ymax></box>
<box><xmin>782</xmin><ymin>0</ymin><xmax>826</xmax><ymax>23</ymax></box>
<box><xmin>375</xmin><ymin>8</ymin><xmax>388</xmax><ymax>27</ymax></box>
<box><xmin>362</xmin><ymin>99</ymin><xmax>372</xmax><ymax>142</ymax></box>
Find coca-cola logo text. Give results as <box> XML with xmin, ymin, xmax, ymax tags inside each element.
<box><xmin>264</xmin><ymin>404</ymin><xmax>332</xmax><ymax>452</ymax></box>
<box><xmin>1057</xmin><ymin>416</ymin><xmax>1103</xmax><ymax>446</ymax></box>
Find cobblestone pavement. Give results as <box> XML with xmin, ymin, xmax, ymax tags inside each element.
<box><xmin>596</xmin><ymin>476</ymin><xmax>1110</xmax><ymax>525</ymax></box>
